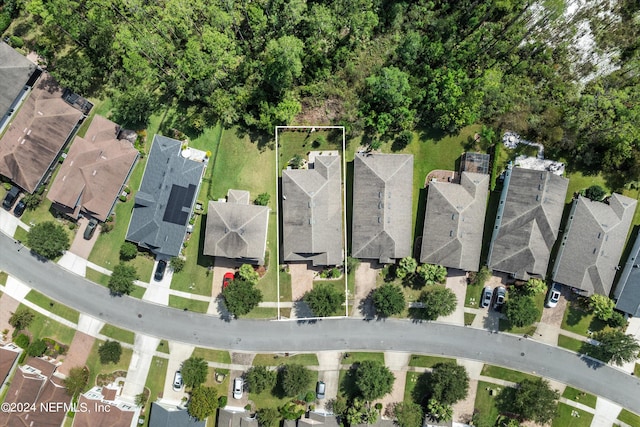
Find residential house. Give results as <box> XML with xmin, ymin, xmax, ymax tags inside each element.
<box><xmin>0</xmin><ymin>74</ymin><xmax>86</xmax><ymax>193</ymax></box>
<box><xmin>0</xmin><ymin>357</ymin><xmax>71</xmax><ymax>427</ymax></box>
<box><xmin>149</xmin><ymin>402</ymin><xmax>204</xmax><ymax>427</ymax></box>
<box><xmin>47</xmin><ymin>115</ymin><xmax>139</xmax><ymax>222</ymax></box>
<box><xmin>421</xmin><ymin>172</ymin><xmax>489</xmax><ymax>271</ymax></box>
<box><xmin>487</xmin><ymin>166</ymin><xmax>568</xmax><ymax>280</ymax></box>
<box><xmin>615</xmin><ymin>233</ymin><xmax>640</xmax><ymax>316</ymax></box>
<box><xmin>126</xmin><ymin>135</ymin><xmax>205</xmax><ymax>260</ymax></box>
<box><xmin>0</xmin><ymin>42</ymin><xmax>40</xmax><ymax>130</ymax></box>
<box><xmin>216</xmin><ymin>408</ymin><xmax>257</xmax><ymax>427</ymax></box>
<box><xmin>553</xmin><ymin>194</ymin><xmax>636</xmax><ymax>296</ymax></box>
<box><xmin>298</xmin><ymin>412</ymin><xmax>340</xmax><ymax>427</ymax></box>
<box><xmin>460</xmin><ymin>152</ymin><xmax>490</xmax><ymax>175</ymax></box>
<box><xmin>0</xmin><ymin>344</ymin><xmax>21</xmax><ymax>392</ymax></box>
<box><xmin>351</xmin><ymin>153</ymin><xmax>413</xmax><ymax>264</ymax></box>
<box><xmin>204</xmin><ymin>189</ymin><xmax>270</xmax><ymax>265</ymax></box>
<box><xmin>72</xmin><ymin>385</ymin><xmax>140</xmax><ymax>427</ymax></box>
<box><xmin>282</xmin><ymin>152</ymin><xmax>343</xmax><ymax>266</ymax></box>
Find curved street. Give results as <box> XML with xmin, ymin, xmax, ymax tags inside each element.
<box><xmin>1</xmin><ymin>232</ymin><xmax>639</xmax><ymax>414</ymax></box>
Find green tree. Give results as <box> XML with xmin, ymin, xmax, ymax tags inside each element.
<box><xmin>181</xmin><ymin>357</ymin><xmax>208</xmax><ymax>389</ymax></box>
<box><xmin>427</xmin><ymin>398</ymin><xmax>453</xmax><ymax>422</ymax></box>
<box><xmin>279</xmin><ymin>401</ymin><xmax>305</xmax><ymax>420</ymax></box>
<box><xmin>170</xmin><ymin>257</ymin><xmax>185</xmax><ymax>273</ymax></box>
<box><xmin>257</xmin><ymin>408</ymin><xmax>281</xmax><ymax>427</ymax></box>
<box><xmin>589</xmin><ymin>294</ymin><xmax>615</xmax><ymax>321</ymax></box>
<box><xmin>27</xmin><ymin>339</ymin><xmax>48</xmax><ymax>357</ymax></box>
<box><xmin>497</xmin><ymin>378</ymin><xmax>558</xmax><ymax>424</ymax></box>
<box><xmin>246</xmin><ymin>365</ymin><xmax>276</xmax><ymax>394</ymax></box>
<box><xmin>188</xmin><ymin>386</ymin><xmax>218</xmax><ymax>420</ymax></box>
<box><xmin>396</xmin><ymin>256</ymin><xmax>417</xmax><ymax>280</ymax></box>
<box><xmin>112</xmin><ymin>87</ymin><xmax>157</xmax><ymax>127</ymax></box>
<box><xmin>22</xmin><ymin>193</ymin><xmax>42</xmax><ymax>210</ymax></box>
<box><xmin>428</xmin><ymin>363</ymin><xmax>469</xmax><ymax>405</ymax></box>
<box><xmin>238</xmin><ymin>264</ymin><xmax>260</xmax><ymax>285</ymax></box>
<box><xmin>469</xmin><ymin>266</ymin><xmax>491</xmax><ymax>287</ymax></box>
<box><xmin>585</xmin><ymin>185</ymin><xmax>607</xmax><ymax>201</ymax></box>
<box><xmin>280</xmin><ymin>364</ymin><xmax>312</xmax><ymax>397</ymax></box>
<box><xmin>393</xmin><ymin>401</ymin><xmax>424</xmax><ymax>427</ymax></box>
<box><xmin>119</xmin><ymin>242</ymin><xmax>138</xmax><ymax>260</ymax></box>
<box><xmin>304</xmin><ymin>284</ymin><xmax>344</xmax><ymax>317</ymax></box>
<box><xmin>416</xmin><ymin>264</ymin><xmax>447</xmax><ymax>285</ymax></box>
<box><xmin>63</xmin><ymin>366</ymin><xmax>89</xmax><ymax>398</ymax></box>
<box><xmin>26</xmin><ymin>221</ymin><xmax>70</xmax><ymax>259</ymax></box>
<box><xmin>415</xmin><ymin>286</ymin><xmax>457</xmax><ymax>320</ymax></box>
<box><xmin>222</xmin><ymin>279</ymin><xmax>263</xmax><ymax>317</ymax></box>
<box><xmin>98</xmin><ymin>340</ymin><xmax>122</xmax><ymax>364</ymax></box>
<box><xmin>372</xmin><ymin>284</ymin><xmax>406</xmax><ymax>317</ymax></box>
<box><xmin>362</xmin><ymin>67</ymin><xmax>416</xmax><ymax>134</ymax></box>
<box><xmin>264</xmin><ymin>35</ymin><xmax>304</xmax><ymax>95</ymax></box>
<box><xmin>289</xmin><ymin>154</ymin><xmax>304</xmax><ymax>169</ymax></box>
<box><xmin>354</xmin><ymin>360</ymin><xmax>394</xmax><ymax>401</ymax></box>
<box><xmin>504</xmin><ymin>296</ymin><xmax>539</xmax><ymax>327</ymax></box>
<box><xmin>135</xmin><ymin>392</ymin><xmax>148</xmax><ymax>407</ymax></box>
<box><xmin>254</xmin><ymin>193</ymin><xmax>271</xmax><ymax>206</ymax></box>
<box><xmin>346</xmin><ymin>398</ymin><xmax>378</xmax><ymax>425</ymax></box>
<box><xmin>108</xmin><ymin>263</ymin><xmax>138</xmax><ymax>296</ymax></box>
<box><xmin>591</xmin><ymin>330</ymin><xmax>640</xmax><ymax>366</ymax></box>
<box><xmin>524</xmin><ymin>278</ymin><xmax>546</xmax><ymax>295</ymax></box>
<box><xmin>9</xmin><ymin>308</ymin><xmax>35</xmax><ymax>331</ymax></box>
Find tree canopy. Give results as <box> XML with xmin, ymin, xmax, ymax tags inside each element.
<box><xmin>304</xmin><ymin>284</ymin><xmax>344</xmax><ymax>317</ymax></box>
<box><xmin>222</xmin><ymin>278</ymin><xmax>263</xmax><ymax>317</ymax></box>
<box><xmin>354</xmin><ymin>360</ymin><xmax>394</xmax><ymax>401</ymax></box>
<box><xmin>504</xmin><ymin>295</ymin><xmax>539</xmax><ymax>327</ymax></box>
<box><xmin>9</xmin><ymin>308</ymin><xmax>35</xmax><ymax>331</ymax></box>
<box><xmin>108</xmin><ymin>262</ymin><xmax>138</xmax><ymax>296</ymax></box>
<box><xmin>427</xmin><ymin>362</ymin><xmax>470</xmax><ymax>406</ymax></box>
<box><xmin>413</xmin><ymin>286</ymin><xmax>457</xmax><ymax>320</ymax></box>
<box><xmin>497</xmin><ymin>378</ymin><xmax>559</xmax><ymax>424</ymax></box>
<box><xmin>181</xmin><ymin>357</ymin><xmax>208</xmax><ymax>389</ymax></box>
<box><xmin>26</xmin><ymin>221</ymin><xmax>70</xmax><ymax>259</ymax></box>
<box><xmin>246</xmin><ymin>365</ymin><xmax>276</xmax><ymax>394</ymax></box>
<box><xmin>372</xmin><ymin>284</ymin><xmax>406</xmax><ymax>317</ymax></box>
<box><xmin>63</xmin><ymin>366</ymin><xmax>89</xmax><ymax>399</ymax></box>
<box><xmin>279</xmin><ymin>364</ymin><xmax>312</xmax><ymax>397</ymax></box>
<box><xmin>98</xmin><ymin>340</ymin><xmax>122</xmax><ymax>364</ymax></box>
<box><xmin>188</xmin><ymin>386</ymin><xmax>218</xmax><ymax>421</ymax></box>
<box><xmin>591</xmin><ymin>330</ymin><xmax>640</xmax><ymax>366</ymax></box>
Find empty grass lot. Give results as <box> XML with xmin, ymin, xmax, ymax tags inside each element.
<box><xmin>253</xmin><ymin>353</ymin><xmax>319</xmax><ymax>366</ymax></box>
<box><xmin>85</xmin><ymin>339</ymin><xmax>133</xmax><ymax>389</ymax></box>
<box><xmin>480</xmin><ymin>365</ymin><xmax>538</xmax><ymax>384</ymax></box>
<box><xmin>24</xmin><ymin>290</ymin><xmax>80</xmax><ymax>323</ymax></box>
<box><xmin>99</xmin><ymin>324</ymin><xmax>135</xmax><ymax>345</ymax></box>
<box><xmin>342</xmin><ymin>352</ymin><xmax>384</xmax><ymax>364</ymax></box>
<box><xmin>168</xmin><ymin>295</ymin><xmax>209</xmax><ymax>313</ymax></box>
<box><xmin>562</xmin><ymin>386</ymin><xmax>597</xmax><ymax>409</ymax></box>
<box><xmin>191</xmin><ymin>348</ymin><xmax>231</xmax><ymax>364</ymax></box>
<box><xmin>17</xmin><ymin>304</ymin><xmax>76</xmax><ymax>345</ymax></box>
<box><xmin>619</xmin><ymin>409</ymin><xmax>640</xmax><ymax>427</ymax></box>
<box><xmin>408</xmin><ymin>355</ymin><xmax>455</xmax><ymax>368</ymax></box>
<box><xmin>552</xmin><ymin>403</ymin><xmax>593</xmax><ymax>427</ymax></box>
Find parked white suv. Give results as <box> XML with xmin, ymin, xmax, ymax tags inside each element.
<box><xmin>233</xmin><ymin>377</ymin><xmax>243</xmax><ymax>399</ymax></box>
<box><xmin>546</xmin><ymin>283</ymin><xmax>562</xmax><ymax>308</ymax></box>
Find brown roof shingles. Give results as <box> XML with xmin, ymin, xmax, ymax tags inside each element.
<box><xmin>72</xmin><ymin>394</ymin><xmax>136</xmax><ymax>427</ymax></box>
<box><xmin>0</xmin><ymin>74</ymin><xmax>84</xmax><ymax>193</ymax></box>
<box><xmin>47</xmin><ymin>115</ymin><xmax>139</xmax><ymax>221</ymax></box>
<box><xmin>0</xmin><ymin>347</ymin><xmax>19</xmax><ymax>386</ymax></box>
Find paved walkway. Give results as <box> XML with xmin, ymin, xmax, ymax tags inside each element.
<box><xmin>122</xmin><ymin>333</ymin><xmax>161</xmax><ymax>399</ymax></box>
<box><xmin>378</xmin><ymin>352</ymin><xmax>411</xmax><ymax>418</ymax></box>
<box><xmin>68</xmin><ymin>217</ymin><xmax>99</xmax><ymax>258</ymax></box>
<box><xmin>162</xmin><ymin>342</ymin><xmax>194</xmax><ymax>404</ymax></box>
<box><xmin>439</xmin><ymin>269</ymin><xmax>467</xmax><ymax>326</ymax></box>
<box><xmin>352</xmin><ymin>261</ymin><xmax>379</xmax><ymax>318</ymax></box>
<box><xmin>317</xmin><ymin>352</ymin><xmax>342</xmax><ymax>411</ymax></box>
<box><xmin>142</xmin><ymin>260</ymin><xmax>174</xmax><ymax>305</ymax></box>
<box><xmin>289</xmin><ymin>262</ymin><xmax>317</xmax><ymax>301</ymax></box>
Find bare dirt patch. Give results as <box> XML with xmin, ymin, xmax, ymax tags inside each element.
<box><xmin>295</xmin><ymin>98</ymin><xmax>345</xmax><ymax>125</ymax></box>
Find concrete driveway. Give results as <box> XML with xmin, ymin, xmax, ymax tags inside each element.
<box><xmin>69</xmin><ymin>217</ymin><xmax>100</xmax><ymax>258</ymax></box>
<box><xmin>439</xmin><ymin>269</ymin><xmax>467</xmax><ymax>325</ymax></box>
<box><xmin>162</xmin><ymin>342</ymin><xmax>194</xmax><ymax>404</ymax></box>
<box><xmin>289</xmin><ymin>262</ymin><xmax>317</xmax><ymax>301</ymax></box>
<box><xmin>317</xmin><ymin>351</ymin><xmax>342</xmax><ymax>410</ymax></box>
<box><xmin>122</xmin><ymin>333</ymin><xmax>160</xmax><ymax>398</ymax></box>
<box><xmin>352</xmin><ymin>261</ymin><xmax>379</xmax><ymax>318</ymax></box>
<box><xmin>142</xmin><ymin>260</ymin><xmax>174</xmax><ymax>305</ymax></box>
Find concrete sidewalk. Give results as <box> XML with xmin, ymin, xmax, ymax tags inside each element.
<box><xmin>122</xmin><ymin>333</ymin><xmax>161</xmax><ymax>398</ymax></box>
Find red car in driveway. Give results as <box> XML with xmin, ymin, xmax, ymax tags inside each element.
<box><xmin>223</xmin><ymin>272</ymin><xmax>235</xmax><ymax>289</ymax></box>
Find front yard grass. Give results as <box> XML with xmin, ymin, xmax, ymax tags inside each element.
<box><xmin>552</xmin><ymin>403</ymin><xmax>593</xmax><ymax>427</ymax></box>
<box><xmin>253</xmin><ymin>353</ymin><xmax>319</xmax><ymax>366</ymax></box>
<box><xmin>403</xmin><ymin>371</ymin><xmax>419</xmax><ymax>402</ymax></box>
<box><xmin>99</xmin><ymin>324</ymin><xmax>135</xmax><ymax>345</ymax></box>
<box><xmin>170</xmin><ymin>211</ymin><xmax>214</xmax><ymax>296</ymax></box>
<box><xmin>244</xmin><ymin>307</ymin><xmax>278</xmax><ymax>319</ymax></box>
<box><xmin>464</xmin><ymin>312</ymin><xmax>476</xmax><ymax>325</ymax></box>
<box><xmin>17</xmin><ymin>304</ymin><xmax>76</xmax><ymax>345</ymax></box>
<box><xmin>24</xmin><ymin>290</ymin><xmax>80</xmax><ymax>323</ymax></box>
<box><xmin>498</xmin><ymin>320</ymin><xmax>537</xmax><ymax>336</ymax></box>
<box><xmin>473</xmin><ymin>381</ymin><xmax>501</xmax><ymax>425</ymax></box>
<box><xmin>204</xmin><ymin>366</ymin><xmax>229</xmax><ymax>405</ymax></box>
<box><xmin>465</xmin><ymin>283</ymin><xmax>484</xmax><ymax>308</ymax></box>
<box><xmin>562</xmin><ymin>386</ymin><xmax>597</xmax><ymax>409</ymax></box>
<box><xmin>557</xmin><ymin>335</ymin><xmax>585</xmax><ymax>353</ymax></box>
<box><xmin>13</xmin><ymin>226</ymin><xmax>29</xmax><ymax>243</ymax></box>
<box><xmin>635</xmin><ymin>363</ymin><xmax>640</xmax><ymax>377</ymax></box>
<box><xmin>279</xmin><ymin>270</ymin><xmax>292</xmax><ymax>303</ymax></box>
<box><xmin>156</xmin><ymin>340</ymin><xmax>170</xmax><ymax>353</ymax></box>
<box><xmin>0</xmin><ymin>271</ymin><xmax>7</xmax><ymax>285</ymax></box>
<box><xmin>619</xmin><ymin>409</ymin><xmax>640</xmax><ymax>427</ymax></box>
<box><xmin>168</xmin><ymin>295</ymin><xmax>209</xmax><ymax>313</ymax></box>
<box><xmin>342</xmin><ymin>352</ymin><xmax>384</xmax><ymax>364</ymax></box>
<box><xmin>561</xmin><ymin>301</ymin><xmax>609</xmax><ymax>337</ymax></box>
<box><xmin>85</xmin><ymin>338</ymin><xmax>133</xmax><ymax>388</ymax></box>
<box><xmin>408</xmin><ymin>354</ymin><xmax>455</xmax><ymax>368</ymax></box>
<box><xmin>85</xmin><ymin>267</ymin><xmax>146</xmax><ymax>299</ymax></box>
<box><xmin>192</xmin><ymin>348</ymin><xmax>231</xmax><ymax>364</ymax></box>
<box><xmin>249</xmin><ymin>370</ymin><xmax>319</xmax><ymax>409</ymax></box>
<box><xmin>142</xmin><ymin>356</ymin><xmax>169</xmax><ymax>426</ymax></box>
<box><xmin>480</xmin><ymin>364</ymin><xmax>538</xmax><ymax>384</ymax></box>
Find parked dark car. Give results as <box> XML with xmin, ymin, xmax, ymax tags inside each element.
<box><xmin>83</xmin><ymin>218</ymin><xmax>98</xmax><ymax>240</ymax></box>
<box><xmin>493</xmin><ymin>286</ymin><xmax>506</xmax><ymax>310</ymax></box>
<box><xmin>13</xmin><ymin>199</ymin><xmax>26</xmax><ymax>217</ymax></box>
<box><xmin>154</xmin><ymin>260</ymin><xmax>167</xmax><ymax>281</ymax></box>
<box><xmin>2</xmin><ymin>186</ymin><xmax>19</xmax><ymax>210</ymax></box>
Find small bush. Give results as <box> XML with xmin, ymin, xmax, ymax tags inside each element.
<box><xmin>68</xmin><ymin>222</ymin><xmax>76</xmax><ymax>230</ymax></box>
<box><xmin>0</xmin><ymin>12</ymin><xmax>11</xmax><ymax>34</ymax></box>
<box><xmin>102</xmin><ymin>222</ymin><xmax>114</xmax><ymax>233</ymax></box>
<box><xmin>119</xmin><ymin>195</ymin><xmax>127</xmax><ymax>202</ymax></box>
<box><xmin>15</xmin><ymin>333</ymin><xmax>30</xmax><ymax>349</ymax></box>
<box><xmin>123</xmin><ymin>186</ymin><xmax>131</xmax><ymax>194</ymax></box>
<box><xmin>170</xmin><ymin>257</ymin><xmax>185</xmax><ymax>273</ymax></box>
<box><xmin>244</xmin><ymin>404</ymin><xmax>252</xmax><ymax>411</ymax></box>
<box><xmin>304</xmin><ymin>390</ymin><xmax>316</xmax><ymax>403</ymax></box>
<box><xmin>584</xmin><ymin>185</ymin><xmax>606</xmax><ymax>201</ymax></box>
<box><xmin>218</xmin><ymin>396</ymin><xmax>227</xmax><ymax>407</ymax></box>
<box><xmin>9</xmin><ymin>35</ymin><xmax>24</xmax><ymax>48</ymax></box>
<box><xmin>3</xmin><ymin>182</ymin><xmax>12</xmax><ymax>191</ymax></box>
<box><xmin>119</xmin><ymin>242</ymin><xmax>138</xmax><ymax>260</ymax></box>
<box><xmin>27</xmin><ymin>339</ymin><xmax>48</xmax><ymax>357</ymax></box>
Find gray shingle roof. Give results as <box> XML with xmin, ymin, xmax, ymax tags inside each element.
<box><xmin>421</xmin><ymin>172</ymin><xmax>489</xmax><ymax>271</ymax></box>
<box><xmin>282</xmin><ymin>154</ymin><xmax>343</xmax><ymax>266</ymax></box>
<box><xmin>351</xmin><ymin>153</ymin><xmax>413</xmax><ymax>263</ymax></box>
<box><xmin>149</xmin><ymin>402</ymin><xmax>205</xmax><ymax>427</ymax></box>
<box><xmin>553</xmin><ymin>194</ymin><xmax>636</xmax><ymax>296</ymax></box>
<box><xmin>488</xmin><ymin>167</ymin><xmax>568</xmax><ymax>280</ymax></box>
<box><xmin>126</xmin><ymin>135</ymin><xmax>204</xmax><ymax>259</ymax></box>
<box><xmin>204</xmin><ymin>190</ymin><xmax>270</xmax><ymax>264</ymax></box>
<box><xmin>217</xmin><ymin>408</ymin><xmax>255</xmax><ymax>427</ymax></box>
<box><xmin>615</xmin><ymin>232</ymin><xmax>640</xmax><ymax>316</ymax></box>
<box><xmin>0</xmin><ymin>42</ymin><xmax>37</xmax><ymax>120</ymax></box>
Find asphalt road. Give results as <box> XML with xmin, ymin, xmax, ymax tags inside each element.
<box><xmin>1</xmin><ymin>233</ymin><xmax>639</xmax><ymax>413</ymax></box>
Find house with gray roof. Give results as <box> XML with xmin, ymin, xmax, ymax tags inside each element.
<box><xmin>217</xmin><ymin>408</ymin><xmax>257</xmax><ymax>427</ymax></box>
<box><xmin>0</xmin><ymin>42</ymin><xmax>40</xmax><ymax>130</ymax></box>
<box><xmin>282</xmin><ymin>152</ymin><xmax>343</xmax><ymax>266</ymax></box>
<box><xmin>204</xmin><ymin>189</ymin><xmax>270</xmax><ymax>265</ymax></box>
<box><xmin>614</xmin><ymin>232</ymin><xmax>640</xmax><ymax>317</ymax></box>
<box><xmin>126</xmin><ymin>135</ymin><xmax>205</xmax><ymax>260</ymax></box>
<box><xmin>149</xmin><ymin>401</ymin><xmax>205</xmax><ymax>427</ymax></box>
<box><xmin>351</xmin><ymin>153</ymin><xmax>413</xmax><ymax>263</ymax></box>
<box><xmin>553</xmin><ymin>194</ymin><xmax>636</xmax><ymax>296</ymax></box>
<box><xmin>487</xmin><ymin>166</ymin><xmax>568</xmax><ymax>280</ymax></box>
<box><xmin>421</xmin><ymin>172</ymin><xmax>489</xmax><ymax>271</ymax></box>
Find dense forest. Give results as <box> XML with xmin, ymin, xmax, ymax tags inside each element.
<box><xmin>1</xmin><ymin>0</ymin><xmax>639</xmax><ymax>183</ymax></box>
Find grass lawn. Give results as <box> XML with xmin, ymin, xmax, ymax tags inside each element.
<box><xmin>562</xmin><ymin>386</ymin><xmax>597</xmax><ymax>409</ymax></box>
<box><xmin>342</xmin><ymin>352</ymin><xmax>384</xmax><ymax>364</ymax></box>
<box><xmin>557</xmin><ymin>335</ymin><xmax>585</xmax><ymax>353</ymax></box>
<box><xmin>18</xmin><ymin>304</ymin><xmax>76</xmax><ymax>345</ymax></box>
<box><xmin>404</xmin><ymin>371</ymin><xmax>419</xmax><ymax>402</ymax></box>
<box><xmin>156</xmin><ymin>340</ymin><xmax>170</xmax><ymax>353</ymax></box>
<box><xmin>279</xmin><ymin>270</ymin><xmax>292</xmax><ymax>303</ymax></box>
<box><xmin>191</xmin><ymin>348</ymin><xmax>231</xmax><ymax>364</ymax></box>
<box><xmin>14</xmin><ymin>226</ymin><xmax>29</xmax><ymax>243</ymax></box>
<box><xmin>408</xmin><ymin>354</ymin><xmax>455</xmax><ymax>368</ymax></box>
<box><xmin>257</xmin><ymin>212</ymin><xmax>278</xmax><ymax>302</ymax></box>
<box><xmin>473</xmin><ymin>381</ymin><xmax>501</xmax><ymax>425</ymax></box>
<box><xmin>277</xmin><ymin>129</ymin><xmax>343</xmax><ymax>176</ymax></box>
<box><xmin>99</xmin><ymin>324</ymin><xmax>135</xmax><ymax>345</ymax></box>
<box><xmin>565</xmin><ymin>171</ymin><xmax>610</xmax><ymax>204</ymax></box>
<box><xmin>0</xmin><ymin>271</ymin><xmax>7</xmax><ymax>285</ymax></box>
<box><xmin>168</xmin><ymin>295</ymin><xmax>209</xmax><ymax>313</ymax></box>
<box><xmin>24</xmin><ymin>290</ymin><xmax>80</xmax><ymax>323</ymax></box>
<box><xmin>244</xmin><ymin>307</ymin><xmax>278</xmax><ymax>319</ymax></box>
<box><xmin>249</xmin><ymin>370</ymin><xmax>319</xmax><ymax>409</ymax></box>
<box><xmin>253</xmin><ymin>353</ymin><xmax>319</xmax><ymax>366</ymax></box>
<box><xmin>619</xmin><ymin>409</ymin><xmax>640</xmax><ymax>427</ymax></box>
<box><xmin>465</xmin><ymin>283</ymin><xmax>484</xmax><ymax>308</ymax></box>
<box><xmin>85</xmin><ymin>268</ymin><xmax>146</xmax><ymax>299</ymax></box>
<box><xmin>635</xmin><ymin>363</ymin><xmax>640</xmax><ymax>377</ymax></box>
<box><xmin>552</xmin><ymin>403</ymin><xmax>593</xmax><ymax>427</ymax></box>
<box><xmin>203</xmin><ymin>366</ymin><xmax>229</xmax><ymax>405</ymax></box>
<box><xmin>464</xmin><ymin>312</ymin><xmax>476</xmax><ymax>325</ymax></box>
<box><xmin>142</xmin><ymin>356</ymin><xmax>168</xmax><ymax>426</ymax></box>
<box><xmin>561</xmin><ymin>301</ymin><xmax>609</xmax><ymax>337</ymax></box>
<box><xmin>170</xmin><ymin>211</ymin><xmax>214</xmax><ymax>296</ymax></box>
<box><xmin>498</xmin><ymin>320</ymin><xmax>537</xmax><ymax>336</ymax></box>
<box><xmin>85</xmin><ymin>339</ymin><xmax>133</xmax><ymax>388</ymax></box>
<box><xmin>480</xmin><ymin>365</ymin><xmax>538</xmax><ymax>384</ymax></box>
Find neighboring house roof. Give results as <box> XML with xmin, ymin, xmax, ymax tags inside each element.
<box><xmin>126</xmin><ymin>135</ymin><xmax>204</xmax><ymax>260</ymax></box>
<box><xmin>0</xmin><ymin>42</ymin><xmax>38</xmax><ymax>118</ymax></box>
<box><xmin>351</xmin><ymin>153</ymin><xmax>413</xmax><ymax>264</ymax></box>
<box><xmin>204</xmin><ymin>189</ymin><xmax>270</xmax><ymax>265</ymax></box>
<box><xmin>282</xmin><ymin>153</ymin><xmax>343</xmax><ymax>266</ymax></box>
<box><xmin>460</xmin><ymin>152</ymin><xmax>490</xmax><ymax>175</ymax></box>
<box><xmin>553</xmin><ymin>194</ymin><xmax>636</xmax><ymax>296</ymax></box>
<box><xmin>421</xmin><ymin>172</ymin><xmax>489</xmax><ymax>271</ymax></box>
<box><xmin>298</xmin><ymin>412</ymin><xmax>340</xmax><ymax>427</ymax></box>
<box><xmin>615</xmin><ymin>232</ymin><xmax>640</xmax><ymax>316</ymax></box>
<box><xmin>149</xmin><ymin>402</ymin><xmax>205</xmax><ymax>427</ymax></box>
<box><xmin>0</xmin><ymin>344</ymin><xmax>20</xmax><ymax>388</ymax></box>
<box><xmin>216</xmin><ymin>408</ymin><xmax>256</xmax><ymax>427</ymax></box>
<box><xmin>72</xmin><ymin>386</ymin><xmax>138</xmax><ymax>427</ymax></box>
<box><xmin>0</xmin><ymin>357</ymin><xmax>70</xmax><ymax>427</ymax></box>
<box><xmin>0</xmin><ymin>73</ymin><xmax>85</xmax><ymax>193</ymax></box>
<box><xmin>47</xmin><ymin>115</ymin><xmax>139</xmax><ymax>222</ymax></box>
<box><xmin>488</xmin><ymin>167</ymin><xmax>568</xmax><ymax>280</ymax></box>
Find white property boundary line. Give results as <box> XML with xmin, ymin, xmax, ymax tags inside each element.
<box><xmin>275</xmin><ymin>126</ymin><xmax>348</xmax><ymax>319</ymax></box>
